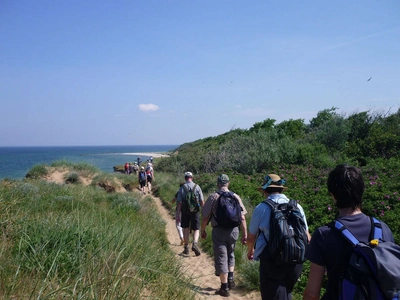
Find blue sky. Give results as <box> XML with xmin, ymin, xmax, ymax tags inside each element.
<box><xmin>1</xmin><ymin>1</ymin><xmax>399</xmax><ymax>146</ymax></box>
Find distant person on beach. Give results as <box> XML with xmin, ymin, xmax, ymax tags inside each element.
<box><xmin>138</xmin><ymin>166</ymin><xmax>147</xmax><ymax>194</ymax></box>
<box><xmin>176</xmin><ymin>171</ymin><xmax>204</xmax><ymax>256</ymax></box>
<box><xmin>171</xmin><ymin>183</ymin><xmax>185</xmax><ymax>245</ymax></box>
<box><xmin>200</xmin><ymin>174</ymin><xmax>248</xmax><ymax>297</ymax></box>
<box><xmin>145</xmin><ymin>163</ymin><xmax>154</xmax><ymax>194</ymax></box>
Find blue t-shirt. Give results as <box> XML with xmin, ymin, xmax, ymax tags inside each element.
<box><xmin>248</xmin><ymin>193</ymin><xmax>308</xmax><ymax>260</ymax></box>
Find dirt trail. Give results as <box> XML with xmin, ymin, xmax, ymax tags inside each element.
<box><xmin>44</xmin><ymin>169</ymin><xmax>260</xmax><ymax>299</ymax></box>
<box><xmin>151</xmin><ymin>195</ymin><xmax>260</xmax><ymax>299</ymax></box>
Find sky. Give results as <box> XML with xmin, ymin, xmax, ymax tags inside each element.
<box><xmin>1</xmin><ymin>1</ymin><xmax>399</xmax><ymax>146</ymax></box>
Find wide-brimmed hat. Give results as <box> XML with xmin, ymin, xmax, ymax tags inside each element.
<box><xmin>259</xmin><ymin>174</ymin><xmax>287</xmax><ymax>190</ymax></box>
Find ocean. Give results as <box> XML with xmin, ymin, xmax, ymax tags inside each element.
<box><xmin>0</xmin><ymin>145</ymin><xmax>179</xmax><ymax>180</ymax></box>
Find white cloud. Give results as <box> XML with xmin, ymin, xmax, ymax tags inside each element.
<box><xmin>138</xmin><ymin>104</ymin><xmax>160</xmax><ymax>112</ymax></box>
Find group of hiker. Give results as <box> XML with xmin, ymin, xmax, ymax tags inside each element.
<box><xmin>124</xmin><ymin>156</ymin><xmax>153</xmax><ymax>175</ymax></box>
<box><xmin>171</xmin><ymin>165</ymin><xmax>399</xmax><ymax>299</ymax></box>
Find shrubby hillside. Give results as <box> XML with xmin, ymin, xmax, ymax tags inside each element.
<box><xmin>158</xmin><ymin>107</ymin><xmax>400</xmax><ymax>174</ymax></box>
<box><xmin>157</xmin><ymin>107</ymin><xmax>400</xmax><ymax>240</ymax></box>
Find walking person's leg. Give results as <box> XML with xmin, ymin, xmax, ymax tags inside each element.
<box><xmin>191</xmin><ymin>212</ymin><xmax>201</xmax><ymax>256</ymax></box>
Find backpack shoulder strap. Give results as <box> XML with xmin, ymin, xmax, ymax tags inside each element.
<box><xmin>371</xmin><ymin>217</ymin><xmax>383</xmax><ymax>240</ymax></box>
<box><xmin>334</xmin><ymin>220</ymin><xmax>360</xmax><ymax>246</ymax></box>
<box><xmin>182</xmin><ymin>184</ymin><xmax>189</xmax><ymax>192</ymax></box>
<box><xmin>288</xmin><ymin>199</ymin><xmax>298</xmax><ymax>207</ymax></box>
<box><xmin>263</xmin><ymin>198</ymin><xmax>276</xmax><ymax>208</ymax></box>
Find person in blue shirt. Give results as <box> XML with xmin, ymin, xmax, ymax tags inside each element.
<box><xmin>247</xmin><ymin>174</ymin><xmax>310</xmax><ymax>300</ymax></box>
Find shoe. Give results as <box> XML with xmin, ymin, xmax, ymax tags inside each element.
<box><xmin>215</xmin><ymin>288</ymin><xmax>230</xmax><ymax>297</ymax></box>
<box><xmin>180</xmin><ymin>238</ymin><xmax>184</xmax><ymax>246</ymax></box>
<box><xmin>182</xmin><ymin>245</ymin><xmax>189</xmax><ymax>255</ymax></box>
<box><xmin>228</xmin><ymin>278</ymin><xmax>235</xmax><ymax>289</ymax></box>
<box><xmin>192</xmin><ymin>243</ymin><xmax>201</xmax><ymax>256</ymax></box>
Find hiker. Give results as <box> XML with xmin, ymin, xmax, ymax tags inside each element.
<box><xmin>200</xmin><ymin>174</ymin><xmax>247</xmax><ymax>297</ymax></box>
<box><xmin>124</xmin><ymin>162</ymin><xmax>129</xmax><ymax>175</ymax></box>
<box><xmin>138</xmin><ymin>166</ymin><xmax>147</xmax><ymax>195</ymax></box>
<box><xmin>137</xmin><ymin>156</ymin><xmax>141</xmax><ymax>166</ymax></box>
<box><xmin>145</xmin><ymin>163</ymin><xmax>154</xmax><ymax>194</ymax></box>
<box><xmin>129</xmin><ymin>162</ymin><xmax>134</xmax><ymax>175</ymax></box>
<box><xmin>132</xmin><ymin>162</ymin><xmax>139</xmax><ymax>175</ymax></box>
<box><xmin>303</xmin><ymin>164</ymin><xmax>395</xmax><ymax>300</ymax></box>
<box><xmin>247</xmin><ymin>174</ymin><xmax>310</xmax><ymax>300</ymax></box>
<box><xmin>171</xmin><ymin>183</ymin><xmax>185</xmax><ymax>246</ymax></box>
<box><xmin>176</xmin><ymin>171</ymin><xmax>204</xmax><ymax>256</ymax></box>
<box><xmin>150</xmin><ymin>156</ymin><xmax>153</xmax><ymax>163</ymax></box>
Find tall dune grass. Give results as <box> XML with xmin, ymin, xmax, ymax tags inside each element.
<box><xmin>0</xmin><ymin>164</ymin><xmax>197</xmax><ymax>299</ymax></box>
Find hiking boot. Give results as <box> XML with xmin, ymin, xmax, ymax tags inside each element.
<box><xmin>192</xmin><ymin>243</ymin><xmax>201</xmax><ymax>256</ymax></box>
<box><xmin>182</xmin><ymin>245</ymin><xmax>189</xmax><ymax>255</ymax></box>
<box><xmin>215</xmin><ymin>288</ymin><xmax>230</xmax><ymax>297</ymax></box>
<box><xmin>228</xmin><ymin>278</ymin><xmax>235</xmax><ymax>289</ymax></box>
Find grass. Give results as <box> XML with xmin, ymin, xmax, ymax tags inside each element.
<box><xmin>0</xmin><ymin>163</ymin><xmax>197</xmax><ymax>299</ymax></box>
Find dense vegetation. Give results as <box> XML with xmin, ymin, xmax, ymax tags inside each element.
<box><xmin>154</xmin><ymin>107</ymin><xmax>400</xmax><ymax>297</ymax></box>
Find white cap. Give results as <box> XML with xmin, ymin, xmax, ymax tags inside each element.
<box><xmin>184</xmin><ymin>172</ymin><xmax>193</xmax><ymax>178</ymax></box>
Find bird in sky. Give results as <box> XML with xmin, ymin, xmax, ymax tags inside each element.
<box><xmin>367</xmin><ymin>77</ymin><xmax>372</xmax><ymax>81</ymax></box>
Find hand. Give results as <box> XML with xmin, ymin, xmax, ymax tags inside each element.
<box><xmin>201</xmin><ymin>231</ymin><xmax>207</xmax><ymax>239</ymax></box>
<box><xmin>247</xmin><ymin>249</ymin><xmax>254</xmax><ymax>261</ymax></box>
<box><xmin>241</xmin><ymin>235</ymin><xmax>247</xmax><ymax>245</ymax></box>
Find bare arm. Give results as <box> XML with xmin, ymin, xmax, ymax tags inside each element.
<box><xmin>247</xmin><ymin>232</ymin><xmax>256</xmax><ymax>260</ymax></box>
<box><xmin>240</xmin><ymin>215</ymin><xmax>247</xmax><ymax>245</ymax></box>
<box><xmin>303</xmin><ymin>262</ymin><xmax>325</xmax><ymax>300</ymax></box>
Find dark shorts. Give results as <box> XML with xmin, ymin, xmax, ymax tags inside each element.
<box><xmin>147</xmin><ymin>175</ymin><xmax>152</xmax><ymax>183</ymax></box>
<box><xmin>181</xmin><ymin>211</ymin><xmax>200</xmax><ymax>231</ymax></box>
<box><xmin>139</xmin><ymin>180</ymin><xmax>146</xmax><ymax>188</ymax></box>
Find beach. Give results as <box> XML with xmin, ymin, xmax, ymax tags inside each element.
<box><xmin>121</xmin><ymin>152</ymin><xmax>170</xmax><ymax>158</ymax></box>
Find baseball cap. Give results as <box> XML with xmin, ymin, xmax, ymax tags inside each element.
<box><xmin>217</xmin><ymin>174</ymin><xmax>230</xmax><ymax>184</ymax></box>
<box><xmin>184</xmin><ymin>171</ymin><xmax>193</xmax><ymax>178</ymax></box>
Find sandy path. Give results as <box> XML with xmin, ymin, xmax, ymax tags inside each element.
<box><xmin>151</xmin><ymin>195</ymin><xmax>260</xmax><ymax>299</ymax></box>
<box><xmin>43</xmin><ymin>168</ymin><xmax>260</xmax><ymax>299</ymax></box>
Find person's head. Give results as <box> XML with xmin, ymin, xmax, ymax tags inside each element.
<box><xmin>184</xmin><ymin>171</ymin><xmax>193</xmax><ymax>181</ymax></box>
<box><xmin>141</xmin><ymin>166</ymin><xmax>144</xmax><ymax>170</ymax></box>
<box><xmin>217</xmin><ymin>174</ymin><xmax>230</xmax><ymax>187</ymax></box>
<box><xmin>259</xmin><ymin>174</ymin><xmax>287</xmax><ymax>194</ymax></box>
<box><xmin>327</xmin><ymin>164</ymin><xmax>364</xmax><ymax>210</ymax></box>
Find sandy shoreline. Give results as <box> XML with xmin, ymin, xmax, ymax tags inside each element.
<box><xmin>120</xmin><ymin>152</ymin><xmax>170</xmax><ymax>158</ymax></box>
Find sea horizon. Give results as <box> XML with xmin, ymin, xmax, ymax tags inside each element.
<box><xmin>0</xmin><ymin>145</ymin><xmax>179</xmax><ymax>180</ymax></box>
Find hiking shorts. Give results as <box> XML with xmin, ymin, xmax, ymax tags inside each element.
<box><xmin>139</xmin><ymin>180</ymin><xmax>146</xmax><ymax>188</ymax></box>
<box><xmin>181</xmin><ymin>211</ymin><xmax>200</xmax><ymax>231</ymax></box>
<box><xmin>212</xmin><ymin>226</ymin><xmax>239</xmax><ymax>275</ymax></box>
<box><xmin>147</xmin><ymin>175</ymin><xmax>152</xmax><ymax>183</ymax></box>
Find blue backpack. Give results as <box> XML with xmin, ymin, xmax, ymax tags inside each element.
<box><xmin>139</xmin><ymin>171</ymin><xmax>146</xmax><ymax>182</ymax></box>
<box><xmin>213</xmin><ymin>191</ymin><xmax>242</xmax><ymax>228</ymax></box>
<box><xmin>335</xmin><ymin>217</ymin><xmax>400</xmax><ymax>300</ymax></box>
